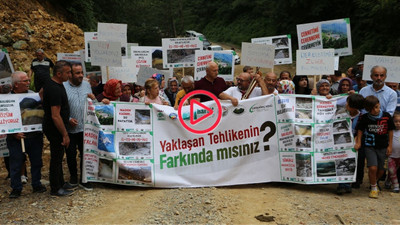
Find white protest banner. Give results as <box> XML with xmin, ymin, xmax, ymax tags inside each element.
<box><xmin>89</xmin><ymin>41</ymin><xmax>122</xmax><ymax>67</ymax></box>
<box><xmin>57</xmin><ymin>53</ymin><xmax>82</xmax><ymax>64</ymax></box>
<box><xmin>0</xmin><ymin>134</ymin><xmax>8</xmax><ymax>157</ymax></box>
<box><xmin>130</xmin><ymin>46</ymin><xmax>162</xmax><ymax>76</ymax></box>
<box><xmin>363</xmin><ymin>55</ymin><xmax>400</xmax><ymax>83</ymax></box>
<box><xmin>194</xmin><ymin>50</ymin><xmax>214</xmax><ymax>81</ymax></box>
<box><xmin>241</xmin><ymin>42</ymin><xmax>275</xmax><ymax>68</ymax></box>
<box><xmin>97</xmin><ymin>22</ymin><xmax>128</xmax><ymax>58</ymax></box>
<box><xmin>101</xmin><ymin>58</ymin><xmax>136</xmax><ymax>83</ymax></box>
<box><xmin>251</xmin><ymin>35</ymin><xmax>293</xmax><ymax>65</ymax></box>
<box><xmin>162</xmin><ymin>37</ymin><xmax>203</xmax><ymax>68</ymax></box>
<box><xmin>84</xmin><ymin>32</ymin><xmax>98</xmax><ymax>62</ymax></box>
<box><xmin>213</xmin><ymin>50</ymin><xmax>235</xmax><ymax>81</ymax></box>
<box><xmin>0</xmin><ymin>93</ymin><xmax>43</xmax><ymax>134</ymax></box>
<box><xmin>296</xmin><ymin>49</ymin><xmax>335</xmax><ymax>75</ymax></box>
<box><xmin>83</xmin><ymin>94</ymin><xmax>356</xmax><ymax>187</ymax></box>
<box><xmin>0</xmin><ymin>50</ymin><xmax>13</xmax><ymax>86</ymax></box>
<box><xmin>297</xmin><ymin>18</ymin><xmax>352</xmax><ymax>56</ymax></box>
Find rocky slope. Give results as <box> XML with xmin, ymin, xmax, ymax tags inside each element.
<box><xmin>0</xmin><ymin>0</ymin><xmax>84</xmax><ymax>72</ymax></box>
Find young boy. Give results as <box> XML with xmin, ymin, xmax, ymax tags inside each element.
<box><xmin>354</xmin><ymin>95</ymin><xmax>395</xmax><ymax>198</ymax></box>
<box><xmin>337</xmin><ymin>94</ymin><xmax>365</xmax><ymax>195</ymax></box>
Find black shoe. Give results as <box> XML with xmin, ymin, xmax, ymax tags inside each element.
<box><xmin>9</xmin><ymin>189</ymin><xmax>21</xmax><ymax>198</ymax></box>
<box><xmin>33</xmin><ymin>185</ymin><xmax>47</xmax><ymax>193</ymax></box>
<box><xmin>351</xmin><ymin>183</ymin><xmax>360</xmax><ymax>189</ymax></box>
<box><xmin>336</xmin><ymin>187</ymin><xmax>346</xmax><ymax>195</ymax></box>
<box><xmin>50</xmin><ymin>188</ymin><xmax>73</xmax><ymax>197</ymax></box>
<box><xmin>79</xmin><ymin>182</ymin><xmax>93</xmax><ymax>191</ymax></box>
<box><xmin>63</xmin><ymin>182</ymin><xmax>78</xmax><ymax>190</ymax></box>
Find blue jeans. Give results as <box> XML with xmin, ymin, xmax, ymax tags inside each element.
<box><xmin>7</xmin><ymin>134</ymin><xmax>43</xmax><ymax>191</ymax></box>
<box><xmin>338</xmin><ymin>183</ymin><xmax>351</xmax><ymax>189</ymax></box>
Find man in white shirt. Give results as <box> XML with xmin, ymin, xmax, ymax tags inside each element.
<box><xmin>222</xmin><ymin>72</ymin><xmax>268</xmax><ymax>102</ymax></box>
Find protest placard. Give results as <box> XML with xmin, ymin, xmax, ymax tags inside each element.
<box><xmin>83</xmin><ymin>94</ymin><xmax>356</xmax><ymax>187</ymax></box>
<box><xmin>251</xmin><ymin>34</ymin><xmax>293</xmax><ymax>65</ymax></box>
<box><xmin>89</xmin><ymin>41</ymin><xmax>122</xmax><ymax>67</ymax></box>
<box><xmin>162</xmin><ymin>37</ymin><xmax>202</xmax><ymax>68</ymax></box>
<box><xmin>100</xmin><ymin>58</ymin><xmax>136</xmax><ymax>83</ymax></box>
<box><xmin>297</xmin><ymin>18</ymin><xmax>352</xmax><ymax>56</ymax></box>
<box><xmin>194</xmin><ymin>50</ymin><xmax>213</xmax><ymax>81</ymax></box>
<box><xmin>136</xmin><ymin>66</ymin><xmax>171</xmax><ymax>86</ymax></box>
<box><xmin>296</xmin><ymin>49</ymin><xmax>335</xmax><ymax>75</ymax></box>
<box><xmin>84</xmin><ymin>32</ymin><xmax>98</xmax><ymax>62</ymax></box>
<box><xmin>57</xmin><ymin>53</ymin><xmax>82</xmax><ymax>64</ymax></box>
<box><xmin>0</xmin><ymin>134</ymin><xmax>8</xmax><ymax>157</ymax></box>
<box><xmin>127</xmin><ymin>43</ymin><xmax>139</xmax><ymax>58</ymax></box>
<box><xmin>0</xmin><ymin>50</ymin><xmax>13</xmax><ymax>86</ymax></box>
<box><xmin>0</xmin><ymin>93</ymin><xmax>43</xmax><ymax>135</ymax></box>
<box><xmin>130</xmin><ymin>46</ymin><xmax>162</xmax><ymax>76</ymax></box>
<box><xmin>213</xmin><ymin>50</ymin><xmax>235</xmax><ymax>81</ymax></box>
<box><xmin>362</xmin><ymin>55</ymin><xmax>400</xmax><ymax>82</ymax></box>
<box><xmin>97</xmin><ymin>22</ymin><xmax>128</xmax><ymax>58</ymax></box>
<box><xmin>241</xmin><ymin>42</ymin><xmax>275</xmax><ymax>68</ymax></box>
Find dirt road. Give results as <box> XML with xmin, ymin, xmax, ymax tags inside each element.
<box><xmin>1</xmin><ymin>148</ymin><xmax>400</xmax><ymax>224</ymax></box>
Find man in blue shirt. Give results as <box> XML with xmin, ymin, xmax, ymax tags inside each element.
<box><xmin>63</xmin><ymin>63</ymin><xmax>95</xmax><ymax>191</ymax></box>
<box><xmin>359</xmin><ymin>66</ymin><xmax>397</xmax><ymax>116</ymax></box>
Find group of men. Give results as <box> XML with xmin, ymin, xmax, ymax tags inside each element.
<box><xmin>8</xmin><ymin>49</ymin><xmax>93</xmax><ymax>198</ymax></box>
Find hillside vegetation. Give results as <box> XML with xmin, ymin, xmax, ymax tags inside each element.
<box><xmin>51</xmin><ymin>0</ymin><xmax>400</xmax><ymax>71</ymax></box>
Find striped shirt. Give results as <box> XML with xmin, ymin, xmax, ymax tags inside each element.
<box><xmin>63</xmin><ymin>80</ymin><xmax>92</xmax><ymax>133</ymax></box>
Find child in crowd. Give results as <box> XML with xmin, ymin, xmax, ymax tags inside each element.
<box><xmin>337</xmin><ymin>94</ymin><xmax>365</xmax><ymax>195</ymax></box>
<box><xmin>354</xmin><ymin>96</ymin><xmax>395</xmax><ymax>198</ymax></box>
<box><xmin>388</xmin><ymin>111</ymin><xmax>400</xmax><ymax>193</ymax></box>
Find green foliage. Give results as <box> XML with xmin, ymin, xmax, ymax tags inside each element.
<box><xmin>46</xmin><ymin>0</ymin><xmax>399</xmax><ymax>72</ymax></box>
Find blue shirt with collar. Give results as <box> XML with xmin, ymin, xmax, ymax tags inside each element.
<box><xmin>359</xmin><ymin>84</ymin><xmax>397</xmax><ymax>116</ymax></box>
<box><xmin>63</xmin><ymin>80</ymin><xmax>92</xmax><ymax>133</ymax></box>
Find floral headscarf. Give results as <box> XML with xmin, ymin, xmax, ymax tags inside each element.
<box><xmin>278</xmin><ymin>80</ymin><xmax>295</xmax><ymax>94</ymax></box>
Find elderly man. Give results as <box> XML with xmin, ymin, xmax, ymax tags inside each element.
<box><xmin>221</xmin><ymin>72</ymin><xmax>268</xmax><ymax>102</ymax></box>
<box><xmin>353</xmin><ymin>65</ymin><xmax>397</xmax><ymax>189</ymax></box>
<box><xmin>43</xmin><ymin>61</ymin><xmax>74</xmax><ymax>196</ymax></box>
<box><xmin>28</xmin><ymin>49</ymin><xmax>54</xmax><ymax>92</ymax></box>
<box><xmin>194</xmin><ymin>62</ymin><xmax>236</xmax><ymax>105</ymax></box>
<box><xmin>360</xmin><ymin>66</ymin><xmax>397</xmax><ymax>115</ymax></box>
<box><xmin>264</xmin><ymin>72</ymin><xmax>279</xmax><ymax>95</ymax></box>
<box><xmin>64</xmin><ymin>63</ymin><xmax>95</xmax><ymax>191</ymax></box>
<box><xmin>174</xmin><ymin>75</ymin><xmax>195</xmax><ymax>110</ymax></box>
<box><xmin>8</xmin><ymin>71</ymin><xmax>46</xmax><ymax>198</ymax></box>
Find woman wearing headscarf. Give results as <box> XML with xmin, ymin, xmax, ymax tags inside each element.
<box><xmin>292</xmin><ymin>75</ymin><xmax>312</xmax><ymax>95</ymax></box>
<box><xmin>96</xmin><ymin>79</ymin><xmax>130</xmax><ymax>104</ymax></box>
<box><xmin>164</xmin><ymin>78</ymin><xmax>179</xmax><ymax>105</ymax></box>
<box><xmin>277</xmin><ymin>80</ymin><xmax>295</xmax><ymax>94</ymax></box>
<box><xmin>337</xmin><ymin>77</ymin><xmax>355</xmax><ymax>94</ymax></box>
<box><xmin>314</xmin><ymin>79</ymin><xmax>333</xmax><ymax>99</ymax></box>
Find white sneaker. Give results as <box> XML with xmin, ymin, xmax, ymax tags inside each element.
<box><xmin>21</xmin><ymin>175</ymin><xmax>28</xmax><ymax>184</ymax></box>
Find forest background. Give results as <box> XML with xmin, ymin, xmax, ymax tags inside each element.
<box><xmin>41</xmin><ymin>0</ymin><xmax>400</xmax><ymax>71</ymax></box>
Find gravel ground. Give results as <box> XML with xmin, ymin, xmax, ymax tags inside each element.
<box><xmin>1</xmin><ymin>145</ymin><xmax>400</xmax><ymax>224</ymax></box>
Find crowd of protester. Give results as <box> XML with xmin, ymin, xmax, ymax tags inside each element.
<box><xmin>2</xmin><ymin>49</ymin><xmax>400</xmax><ymax>200</ymax></box>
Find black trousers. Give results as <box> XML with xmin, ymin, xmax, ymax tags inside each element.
<box><xmin>65</xmin><ymin>132</ymin><xmax>83</xmax><ymax>184</ymax></box>
<box><xmin>45</xmin><ymin>131</ymin><xmax>65</xmax><ymax>193</ymax></box>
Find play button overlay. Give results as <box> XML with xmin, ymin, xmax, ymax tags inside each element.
<box><xmin>178</xmin><ymin>90</ymin><xmax>222</xmax><ymax>134</ymax></box>
<box><xmin>190</xmin><ymin>99</ymin><xmax>213</xmax><ymax>125</ymax></box>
